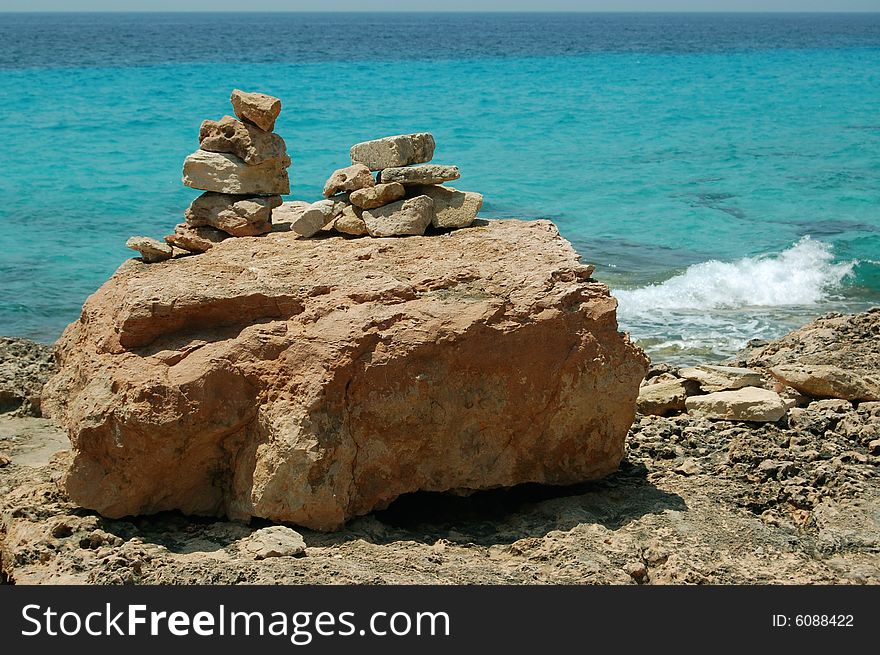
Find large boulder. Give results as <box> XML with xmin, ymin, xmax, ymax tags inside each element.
<box><xmin>43</xmin><ymin>220</ymin><xmax>648</xmax><ymax>531</ymax></box>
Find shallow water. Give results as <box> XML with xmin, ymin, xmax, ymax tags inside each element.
<box><xmin>1</xmin><ymin>12</ymin><xmax>878</xmax><ymax>359</ymax></box>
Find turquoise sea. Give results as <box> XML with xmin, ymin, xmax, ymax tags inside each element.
<box><xmin>1</xmin><ymin>12</ymin><xmax>878</xmax><ymax>362</ymax></box>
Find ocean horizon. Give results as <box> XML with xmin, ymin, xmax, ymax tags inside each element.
<box><xmin>1</xmin><ymin>11</ymin><xmax>878</xmax><ymax>363</ymax></box>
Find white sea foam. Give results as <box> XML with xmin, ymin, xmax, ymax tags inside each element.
<box><xmin>616</xmin><ymin>237</ymin><xmax>855</xmax><ymax>314</ymax></box>
<box><xmin>614</xmin><ymin>238</ymin><xmax>858</xmax><ymax>364</ymax></box>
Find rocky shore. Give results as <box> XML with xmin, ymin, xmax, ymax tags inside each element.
<box><xmin>1</xmin><ymin>309</ymin><xmax>877</xmax><ymax>584</ymax></box>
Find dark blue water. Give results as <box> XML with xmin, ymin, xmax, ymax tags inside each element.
<box><xmin>1</xmin><ymin>12</ymin><xmax>879</xmax><ymax>362</ymax></box>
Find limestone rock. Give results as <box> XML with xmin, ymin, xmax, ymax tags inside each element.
<box><xmin>362</xmin><ymin>195</ymin><xmax>433</xmax><ymax>237</ymax></box>
<box><xmin>685</xmin><ymin>387</ymin><xmax>787</xmax><ymax>422</ymax></box>
<box><xmin>292</xmin><ymin>199</ymin><xmax>339</xmax><ymax>238</ymax></box>
<box><xmin>0</xmin><ymin>338</ymin><xmax>54</xmax><ymax>416</ymax></box>
<box><xmin>333</xmin><ymin>204</ymin><xmax>368</xmax><ymax>236</ymax></box>
<box><xmin>768</xmin><ymin>365</ymin><xmax>880</xmax><ymax>402</ymax></box>
<box><xmin>637</xmin><ymin>379</ymin><xmax>698</xmax><ymax>417</ymax></box>
<box><xmin>322</xmin><ymin>164</ymin><xmax>375</xmax><ymax>198</ymax></box>
<box><xmin>679</xmin><ymin>365</ymin><xmax>764</xmax><ymax>392</ymax></box>
<box><xmin>164</xmin><ymin>224</ymin><xmax>228</xmax><ymax>254</ymax></box>
<box><xmin>379</xmin><ymin>165</ymin><xmax>460</xmax><ymax>186</ymax></box>
<box><xmin>349</xmin><ymin>133</ymin><xmax>435</xmax><ymax>171</ymax></box>
<box><xmin>125</xmin><ymin>236</ymin><xmax>173</xmax><ymax>264</ymax></box>
<box><xmin>199</xmin><ymin>116</ymin><xmax>290</xmax><ymax>167</ymax></box>
<box><xmin>43</xmin><ymin>219</ymin><xmax>648</xmax><ymax>531</ymax></box>
<box><xmin>349</xmin><ymin>182</ymin><xmax>405</xmax><ymax>210</ymax></box>
<box><xmin>185</xmin><ymin>192</ymin><xmax>281</xmax><ymax>237</ymax></box>
<box><xmin>243</xmin><ymin>526</ymin><xmax>306</xmax><ymax>560</ymax></box>
<box><xmin>230</xmin><ymin>89</ymin><xmax>281</xmax><ymax>133</ymax></box>
<box><xmin>408</xmin><ymin>185</ymin><xmax>483</xmax><ymax>228</ymax></box>
<box><xmin>182</xmin><ymin>150</ymin><xmax>290</xmax><ymax>195</ymax></box>
<box><xmin>270</xmin><ymin>201</ymin><xmax>310</xmax><ymax>232</ymax></box>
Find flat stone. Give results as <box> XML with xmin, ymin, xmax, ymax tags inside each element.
<box><xmin>349</xmin><ymin>182</ymin><xmax>405</xmax><ymax>210</ymax></box>
<box><xmin>270</xmin><ymin>201</ymin><xmax>310</xmax><ymax>232</ymax></box>
<box><xmin>293</xmin><ymin>199</ymin><xmax>340</xmax><ymax>238</ymax></box>
<box><xmin>637</xmin><ymin>379</ymin><xmax>698</xmax><ymax>416</ymax></box>
<box><xmin>164</xmin><ymin>224</ymin><xmax>229</xmax><ymax>254</ymax></box>
<box><xmin>349</xmin><ymin>132</ymin><xmax>435</xmax><ymax>171</ymax></box>
<box><xmin>185</xmin><ymin>192</ymin><xmax>281</xmax><ymax>237</ymax></box>
<box><xmin>333</xmin><ymin>204</ymin><xmax>368</xmax><ymax>236</ymax></box>
<box><xmin>363</xmin><ymin>195</ymin><xmax>433</xmax><ymax>237</ymax></box>
<box><xmin>407</xmin><ymin>185</ymin><xmax>483</xmax><ymax>228</ymax></box>
<box><xmin>685</xmin><ymin>387</ymin><xmax>788</xmax><ymax>422</ymax></box>
<box><xmin>379</xmin><ymin>165</ymin><xmax>460</xmax><ymax>186</ymax></box>
<box><xmin>679</xmin><ymin>365</ymin><xmax>764</xmax><ymax>392</ymax></box>
<box><xmin>230</xmin><ymin>89</ymin><xmax>281</xmax><ymax>132</ymax></box>
<box><xmin>243</xmin><ymin>526</ymin><xmax>306</xmax><ymax>560</ymax></box>
<box><xmin>323</xmin><ymin>164</ymin><xmax>375</xmax><ymax>198</ymax></box>
<box><xmin>182</xmin><ymin>150</ymin><xmax>290</xmax><ymax>195</ymax></box>
<box><xmin>199</xmin><ymin>116</ymin><xmax>290</xmax><ymax>166</ymax></box>
<box><xmin>125</xmin><ymin>236</ymin><xmax>173</xmax><ymax>264</ymax></box>
<box><xmin>769</xmin><ymin>365</ymin><xmax>880</xmax><ymax>402</ymax></box>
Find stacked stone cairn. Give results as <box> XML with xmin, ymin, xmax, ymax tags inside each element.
<box><xmin>282</xmin><ymin>132</ymin><xmax>483</xmax><ymax>238</ymax></box>
<box><xmin>126</xmin><ymin>89</ymin><xmax>290</xmax><ymax>262</ymax></box>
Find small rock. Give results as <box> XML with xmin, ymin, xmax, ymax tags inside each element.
<box><xmin>349</xmin><ymin>182</ymin><xmax>406</xmax><ymax>209</ymax></box>
<box><xmin>182</xmin><ymin>150</ymin><xmax>290</xmax><ymax>195</ymax></box>
<box><xmin>674</xmin><ymin>457</ymin><xmax>702</xmax><ymax>476</ymax></box>
<box><xmin>0</xmin><ymin>453</ymin><xmax>10</xmax><ymax>467</ymax></box>
<box><xmin>679</xmin><ymin>365</ymin><xmax>764</xmax><ymax>392</ymax></box>
<box><xmin>408</xmin><ymin>185</ymin><xmax>483</xmax><ymax>228</ymax></box>
<box><xmin>769</xmin><ymin>364</ymin><xmax>880</xmax><ymax>402</ymax></box>
<box><xmin>349</xmin><ymin>132</ymin><xmax>435</xmax><ymax>171</ymax></box>
<box><xmin>164</xmin><ymin>223</ymin><xmax>228</xmax><ymax>253</ymax></box>
<box><xmin>199</xmin><ymin>116</ymin><xmax>290</xmax><ymax>166</ymax></box>
<box><xmin>362</xmin><ymin>195</ymin><xmax>433</xmax><ymax>237</ymax></box>
<box><xmin>230</xmin><ymin>89</ymin><xmax>281</xmax><ymax>132</ymax></box>
<box><xmin>244</xmin><ymin>526</ymin><xmax>306</xmax><ymax>560</ymax></box>
<box><xmin>808</xmin><ymin>399</ymin><xmax>853</xmax><ymax>413</ymax></box>
<box><xmin>293</xmin><ymin>199</ymin><xmax>339</xmax><ymax>238</ymax></box>
<box><xmin>126</xmin><ymin>236</ymin><xmax>173</xmax><ymax>263</ymax></box>
<box><xmin>379</xmin><ymin>164</ymin><xmax>460</xmax><ymax>186</ymax></box>
<box><xmin>685</xmin><ymin>386</ymin><xmax>788</xmax><ymax>422</ymax></box>
<box><xmin>623</xmin><ymin>561</ymin><xmax>648</xmax><ymax>582</ymax></box>
<box><xmin>637</xmin><ymin>379</ymin><xmax>698</xmax><ymax>416</ymax></box>
<box><xmin>185</xmin><ymin>192</ymin><xmax>280</xmax><ymax>237</ymax></box>
<box><xmin>323</xmin><ymin>164</ymin><xmax>375</xmax><ymax>198</ymax></box>
<box><xmin>270</xmin><ymin>200</ymin><xmax>310</xmax><ymax>232</ymax></box>
<box><xmin>868</xmin><ymin>439</ymin><xmax>880</xmax><ymax>455</ymax></box>
<box><xmin>333</xmin><ymin>204</ymin><xmax>369</xmax><ymax>236</ymax></box>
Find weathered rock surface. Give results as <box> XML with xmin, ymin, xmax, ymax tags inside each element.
<box><xmin>185</xmin><ymin>192</ymin><xmax>281</xmax><ymax>237</ymax></box>
<box><xmin>379</xmin><ymin>165</ymin><xmax>460</xmax><ymax>186</ymax></box>
<box><xmin>408</xmin><ymin>185</ymin><xmax>483</xmax><ymax>228</ymax></box>
<box><xmin>637</xmin><ymin>379</ymin><xmax>697</xmax><ymax>417</ymax></box>
<box><xmin>199</xmin><ymin>116</ymin><xmax>290</xmax><ymax>167</ymax></box>
<box><xmin>362</xmin><ymin>195</ymin><xmax>433</xmax><ymax>237</ymax></box>
<box><xmin>679</xmin><ymin>365</ymin><xmax>764</xmax><ymax>392</ymax></box>
<box><xmin>243</xmin><ymin>526</ymin><xmax>307</xmax><ymax>560</ymax></box>
<box><xmin>230</xmin><ymin>89</ymin><xmax>281</xmax><ymax>133</ymax></box>
<box><xmin>164</xmin><ymin>223</ymin><xmax>229</xmax><ymax>254</ymax></box>
<box><xmin>685</xmin><ymin>387</ymin><xmax>788</xmax><ymax>422</ymax></box>
<box><xmin>349</xmin><ymin>182</ymin><xmax>405</xmax><ymax>210</ymax></box>
<box><xmin>769</xmin><ymin>364</ymin><xmax>880</xmax><ymax>402</ymax></box>
<box><xmin>182</xmin><ymin>150</ymin><xmax>290</xmax><ymax>195</ymax></box>
<box><xmin>270</xmin><ymin>200</ymin><xmax>310</xmax><ymax>232</ymax></box>
<box><xmin>333</xmin><ymin>204</ymin><xmax>368</xmax><ymax>236</ymax></box>
<box><xmin>125</xmin><ymin>236</ymin><xmax>173</xmax><ymax>263</ymax></box>
<box><xmin>292</xmin><ymin>199</ymin><xmax>339</xmax><ymax>238</ymax></box>
<box><xmin>322</xmin><ymin>164</ymin><xmax>375</xmax><ymax>198</ymax></box>
<box><xmin>0</xmin><ymin>338</ymin><xmax>53</xmax><ymax>416</ymax></box>
<box><xmin>42</xmin><ymin>220</ymin><xmax>647</xmax><ymax>531</ymax></box>
<box><xmin>349</xmin><ymin>133</ymin><xmax>436</xmax><ymax>171</ymax></box>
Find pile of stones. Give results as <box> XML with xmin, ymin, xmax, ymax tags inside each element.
<box><xmin>126</xmin><ymin>89</ymin><xmax>291</xmax><ymax>263</ymax></box>
<box><xmin>282</xmin><ymin>132</ymin><xmax>483</xmax><ymax>238</ymax></box>
<box><xmin>125</xmin><ymin>92</ymin><xmax>483</xmax><ymax>264</ymax></box>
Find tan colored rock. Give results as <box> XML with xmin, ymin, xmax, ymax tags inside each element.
<box><xmin>685</xmin><ymin>387</ymin><xmax>787</xmax><ymax>422</ymax></box>
<box><xmin>637</xmin><ymin>379</ymin><xmax>698</xmax><ymax>416</ymax></box>
<box><xmin>43</xmin><ymin>219</ymin><xmax>647</xmax><ymax>531</ymax></box>
<box><xmin>379</xmin><ymin>165</ymin><xmax>460</xmax><ymax>186</ymax></box>
<box><xmin>408</xmin><ymin>185</ymin><xmax>483</xmax><ymax>228</ymax></box>
<box><xmin>182</xmin><ymin>150</ymin><xmax>290</xmax><ymax>195</ymax></box>
<box><xmin>199</xmin><ymin>116</ymin><xmax>290</xmax><ymax>167</ymax></box>
<box><xmin>243</xmin><ymin>526</ymin><xmax>306</xmax><ymax>560</ymax></box>
<box><xmin>185</xmin><ymin>192</ymin><xmax>281</xmax><ymax>237</ymax></box>
<box><xmin>322</xmin><ymin>164</ymin><xmax>375</xmax><ymax>198</ymax></box>
<box><xmin>333</xmin><ymin>204</ymin><xmax>368</xmax><ymax>236</ymax></box>
<box><xmin>125</xmin><ymin>236</ymin><xmax>173</xmax><ymax>264</ymax></box>
<box><xmin>292</xmin><ymin>199</ymin><xmax>339</xmax><ymax>238</ymax></box>
<box><xmin>164</xmin><ymin>224</ymin><xmax>229</xmax><ymax>254</ymax></box>
<box><xmin>230</xmin><ymin>89</ymin><xmax>281</xmax><ymax>132</ymax></box>
<box><xmin>363</xmin><ymin>195</ymin><xmax>433</xmax><ymax>237</ymax></box>
<box><xmin>679</xmin><ymin>365</ymin><xmax>764</xmax><ymax>392</ymax></box>
<box><xmin>349</xmin><ymin>133</ymin><xmax>435</xmax><ymax>171</ymax></box>
<box><xmin>768</xmin><ymin>365</ymin><xmax>880</xmax><ymax>402</ymax></box>
<box><xmin>349</xmin><ymin>182</ymin><xmax>405</xmax><ymax>210</ymax></box>
<box><xmin>270</xmin><ymin>201</ymin><xmax>310</xmax><ymax>232</ymax></box>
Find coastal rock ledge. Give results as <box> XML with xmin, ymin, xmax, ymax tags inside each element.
<box><xmin>43</xmin><ymin>220</ymin><xmax>647</xmax><ymax>530</ymax></box>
